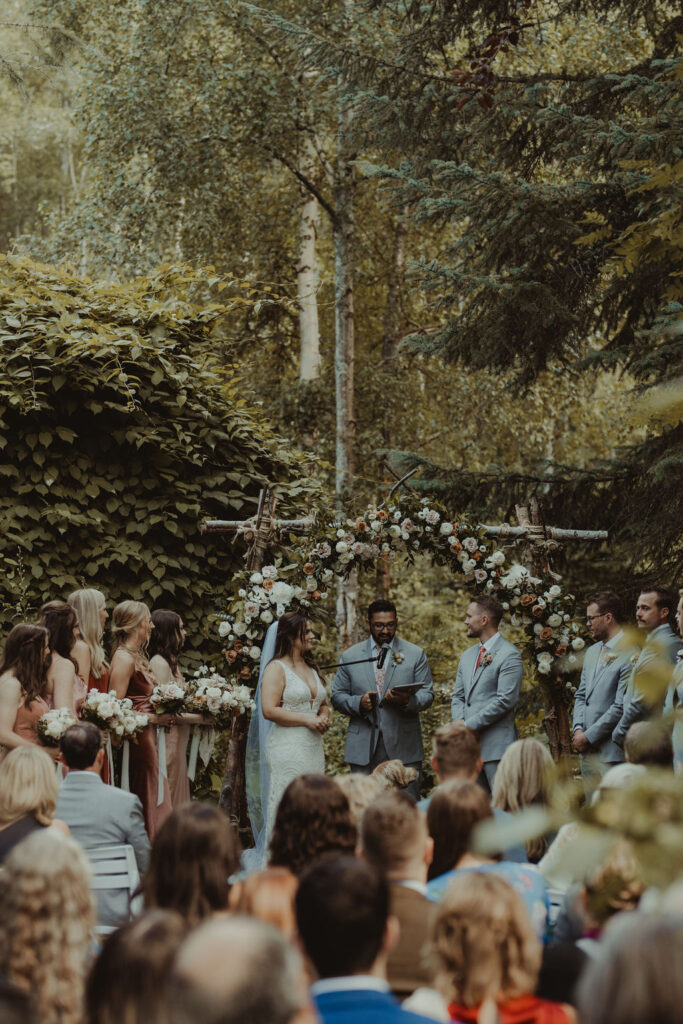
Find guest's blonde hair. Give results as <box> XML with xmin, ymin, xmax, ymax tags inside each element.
<box><xmin>371</xmin><ymin>759</ymin><xmax>418</xmax><ymax>791</ymax></box>
<box><xmin>0</xmin><ymin>831</ymin><xmax>95</xmax><ymax>1024</ymax></box>
<box><xmin>0</xmin><ymin>745</ymin><xmax>58</xmax><ymax>826</ymax></box>
<box><xmin>228</xmin><ymin>867</ymin><xmax>298</xmax><ymax>938</ymax></box>
<box><xmin>111</xmin><ymin>600</ymin><xmax>151</xmax><ymax>666</ymax></box>
<box><xmin>334</xmin><ymin>774</ymin><xmax>380</xmax><ymax>826</ymax></box>
<box><xmin>492</xmin><ymin>738</ymin><xmax>554</xmax><ymax>862</ymax></box>
<box><xmin>432</xmin><ymin>872</ymin><xmax>540</xmax><ymax>1008</ymax></box>
<box><xmin>68</xmin><ymin>588</ymin><xmax>108</xmax><ymax>679</ymax></box>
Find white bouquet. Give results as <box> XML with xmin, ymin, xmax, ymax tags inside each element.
<box><xmin>80</xmin><ymin>690</ymin><xmax>148</xmax><ymax>742</ymax></box>
<box><xmin>186</xmin><ymin>666</ymin><xmax>255</xmax><ymax>728</ymax></box>
<box><xmin>150</xmin><ymin>682</ymin><xmax>186</xmax><ymax>716</ymax></box>
<box><xmin>117</xmin><ymin>698</ymin><xmax>149</xmax><ymax>741</ymax></box>
<box><xmin>37</xmin><ymin>707</ymin><xmax>77</xmax><ymax>747</ymax></box>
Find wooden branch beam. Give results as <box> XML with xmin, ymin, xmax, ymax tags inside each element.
<box><xmin>201</xmin><ymin>517</ymin><xmax>316</xmax><ymax>535</ymax></box>
<box><xmin>478</xmin><ymin>524</ymin><xmax>608</xmax><ymax>541</ymax></box>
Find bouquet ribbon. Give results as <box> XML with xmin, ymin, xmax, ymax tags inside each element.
<box><xmin>198</xmin><ymin>727</ymin><xmax>216</xmax><ymax>767</ymax></box>
<box><xmin>121</xmin><ymin>740</ymin><xmax>130</xmax><ymax>791</ymax></box>
<box><xmin>157</xmin><ymin>725</ymin><xmax>168</xmax><ymax>806</ymax></box>
<box><xmin>187</xmin><ymin>725</ymin><xmax>200</xmax><ymax>782</ymax></box>
<box><xmin>106</xmin><ymin>733</ymin><xmax>115</xmax><ymax>784</ymax></box>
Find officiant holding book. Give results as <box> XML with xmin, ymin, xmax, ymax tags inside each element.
<box><xmin>331</xmin><ymin>600</ymin><xmax>434</xmax><ymax>799</ymax></box>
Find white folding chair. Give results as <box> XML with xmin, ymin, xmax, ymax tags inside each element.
<box><xmin>87</xmin><ymin>843</ymin><xmax>142</xmax><ymax>936</ymax></box>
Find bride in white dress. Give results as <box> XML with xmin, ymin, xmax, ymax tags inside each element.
<box><xmin>250</xmin><ymin>613</ymin><xmax>329</xmax><ymax>859</ymax></box>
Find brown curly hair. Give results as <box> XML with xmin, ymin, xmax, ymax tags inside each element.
<box><xmin>432</xmin><ymin>872</ymin><xmax>541</xmax><ymax>1008</ymax></box>
<box><xmin>0</xmin><ymin>831</ymin><xmax>95</xmax><ymax>1024</ymax></box>
<box><xmin>268</xmin><ymin>774</ymin><xmax>357</xmax><ymax>877</ymax></box>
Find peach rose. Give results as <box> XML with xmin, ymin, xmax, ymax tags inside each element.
<box><xmin>240</xmin><ymin>666</ymin><xmax>252</xmax><ymax>680</ymax></box>
<box><xmin>263</xmin><ymin>578</ymin><xmax>274</xmax><ymax>592</ymax></box>
<box><xmin>311</xmin><ymin>590</ymin><xmax>322</xmax><ymax>601</ymax></box>
<box><xmin>355</xmin><ymin>520</ymin><xmax>368</xmax><ymax>532</ymax></box>
<box><xmin>303</xmin><ymin>562</ymin><xmax>315</xmax><ymax>575</ymax></box>
<box><xmin>378</xmin><ymin>509</ymin><xmax>388</xmax><ymax>521</ymax></box>
<box><xmin>532</xmin><ymin>605</ymin><xmax>544</xmax><ymax>618</ymax></box>
<box><xmin>555</xmin><ymin>645</ymin><xmax>567</xmax><ymax>657</ymax></box>
<box><xmin>233</xmin><ymin>640</ymin><xmax>244</xmax><ymax>653</ymax></box>
<box><xmin>520</xmin><ymin>594</ymin><xmax>536</xmax><ymax>606</ymax></box>
<box><xmin>540</xmin><ymin>627</ymin><xmax>553</xmax><ymax>640</ymax></box>
<box><xmin>225</xmin><ymin>650</ymin><xmax>238</xmax><ymax>664</ymax></box>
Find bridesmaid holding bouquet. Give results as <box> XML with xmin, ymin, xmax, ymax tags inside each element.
<box><xmin>109</xmin><ymin>601</ymin><xmax>172</xmax><ymax>838</ymax></box>
<box><xmin>36</xmin><ymin>601</ymin><xmax>87</xmax><ymax>717</ymax></box>
<box><xmin>149</xmin><ymin>610</ymin><xmax>193</xmax><ymax>808</ymax></box>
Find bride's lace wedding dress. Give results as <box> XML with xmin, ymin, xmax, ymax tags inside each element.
<box><xmin>264</xmin><ymin>660</ymin><xmax>326</xmax><ymax>847</ymax></box>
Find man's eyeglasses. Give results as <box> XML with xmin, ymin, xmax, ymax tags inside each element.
<box><xmin>586</xmin><ymin>613</ymin><xmax>606</xmax><ymax>623</ymax></box>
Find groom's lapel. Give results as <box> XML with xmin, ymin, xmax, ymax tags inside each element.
<box><xmin>464</xmin><ymin>646</ymin><xmax>479</xmax><ymax>699</ymax></box>
<box><xmin>365</xmin><ymin>638</ymin><xmax>376</xmax><ymax>692</ymax></box>
<box><xmin>383</xmin><ymin>638</ymin><xmax>401</xmax><ymax>692</ymax></box>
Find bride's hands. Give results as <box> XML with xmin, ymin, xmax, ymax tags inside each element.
<box><xmin>307</xmin><ymin>712</ymin><xmax>330</xmax><ymax>734</ymax></box>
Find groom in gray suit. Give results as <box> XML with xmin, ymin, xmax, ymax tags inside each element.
<box><xmin>572</xmin><ymin>591</ymin><xmax>631</xmax><ymax>791</ymax></box>
<box><xmin>332</xmin><ymin>600</ymin><xmax>433</xmax><ymax>799</ymax></box>
<box><xmin>451</xmin><ymin>595</ymin><xmax>522</xmax><ymax>791</ymax></box>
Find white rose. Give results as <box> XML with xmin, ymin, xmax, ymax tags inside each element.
<box><xmin>260</xmin><ymin>609</ymin><xmax>274</xmax><ymax>624</ymax></box>
<box><xmin>233</xmin><ymin>621</ymin><xmax>247</xmax><ymax>636</ymax></box>
<box><xmin>502</xmin><ymin>602</ymin><xmax>509</xmax><ymax>611</ymax></box>
<box><xmin>262</xmin><ymin>565</ymin><xmax>278</xmax><ymax>579</ymax></box>
<box><xmin>336</xmin><ymin>541</ymin><xmax>348</xmax><ymax>553</ymax></box>
<box><xmin>536</xmin><ymin>597</ymin><xmax>546</xmax><ymax>609</ymax></box>
<box><xmin>491</xmin><ymin>550</ymin><xmax>505</xmax><ymax>566</ymax></box>
<box><xmin>568</xmin><ymin>654</ymin><xmax>577</xmax><ymax>665</ymax></box>
<box><xmin>474</xmin><ymin>568</ymin><xmax>488</xmax><ymax>583</ymax></box>
<box><xmin>218</xmin><ymin>620</ymin><xmax>231</xmax><ymax>638</ymax></box>
<box><xmin>426</xmin><ymin>509</ymin><xmax>440</xmax><ymax>525</ymax></box>
<box><xmin>271</xmin><ymin>581</ymin><xmax>294</xmax><ymax>605</ymax></box>
<box><xmin>249</xmin><ymin>646</ymin><xmax>261</xmax><ymax>661</ymax></box>
<box><xmin>548</xmin><ymin>585</ymin><xmax>562</xmax><ymax>598</ymax></box>
<box><xmin>305</xmin><ymin>577</ymin><xmax>318</xmax><ymax>592</ymax></box>
<box><xmin>238</xmin><ymin>588</ymin><xmax>246</xmax><ymax>598</ymax></box>
<box><xmin>440</xmin><ymin>522</ymin><xmax>454</xmax><ymax>536</ymax></box>
<box><xmin>337</xmin><ymin>528</ymin><xmax>345</xmax><ymax>538</ymax></box>
<box><xmin>463</xmin><ymin>558</ymin><xmax>477</xmax><ymax>573</ymax></box>
<box><xmin>547</xmin><ymin>613</ymin><xmax>562</xmax><ymax>627</ymax></box>
<box><xmin>206</xmin><ymin>686</ymin><xmax>222</xmax><ymax>699</ymax></box>
<box><xmin>370</xmin><ymin>520</ymin><xmax>382</xmax><ymax>532</ymax></box>
<box><xmin>321</xmin><ymin>569</ymin><xmax>334</xmax><ymax>583</ymax></box>
<box><xmin>533</xmin><ymin>623</ymin><xmax>543</xmax><ymax>634</ymax></box>
<box><xmin>571</xmin><ymin>638</ymin><xmax>585</xmax><ymax>651</ymax></box>
<box><xmin>509</xmin><ymin>596</ymin><xmax>520</xmax><ymax>606</ymax></box>
<box><xmin>250</xmin><ymin>572</ymin><xmax>263</xmax><ymax>586</ymax></box>
<box><xmin>537</xmin><ymin>662</ymin><xmax>552</xmax><ymax>675</ymax></box>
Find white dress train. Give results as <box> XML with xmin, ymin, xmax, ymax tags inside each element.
<box><xmin>264</xmin><ymin>660</ymin><xmax>326</xmax><ymax>850</ymax></box>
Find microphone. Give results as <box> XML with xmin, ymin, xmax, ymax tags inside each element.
<box><xmin>376</xmin><ymin>643</ymin><xmax>391</xmax><ymax>670</ymax></box>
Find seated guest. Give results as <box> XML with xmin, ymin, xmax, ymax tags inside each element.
<box><xmin>0</xmin><ymin>977</ymin><xmax>36</xmax><ymax>1024</ymax></box>
<box><xmin>56</xmin><ymin>722</ymin><xmax>150</xmax><ymax>927</ymax></box>
<box><xmin>492</xmin><ymin>738</ymin><xmax>554</xmax><ymax>862</ymax></box>
<box><xmin>420</xmin><ymin>722</ymin><xmax>526</xmax><ymax>862</ymax></box>
<box><xmin>295</xmin><ymin>855</ymin><xmax>437</xmax><ymax>1024</ymax></box>
<box><xmin>0</xmin><ymin>623</ymin><xmax>58</xmax><ymax>758</ymax></box>
<box><xmin>426</xmin><ymin>780</ymin><xmax>549</xmax><ymax>941</ymax></box>
<box><xmin>141</xmin><ymin>803</ymin><xmax>241</xmax><ymax>926</ymax></box>
<box><xmin>86</xmin><ymin>909</ymin><xmax>186</xmax><ymax>1024</ymax></box>
<box><xmin>170</xmin><ymin>916</ymin><xmax>312</xmax><ymax>1024</ymax></box>
<box><xmin>577</xmin><ymin>912</ymin><xmax>683</xmax><ymax>1024</ymax></box>
<box><xmin>0</xmin><ymin>745</ymin><xmax>69</xmax><ymax>863</ymax></box>
<box><xmin>371</xmin><ymin>759</ymin><xmax>419</xmax><ymax>792</ymax></box>
<box><xmin>269</xmin><ymin>774</ymin><xmax>357</xmax><ymax>877</ymax></box>
<box><xmin>361</xmin><ymin>790</ymin><xmax>435</xmax><ymax>1000</ymax></box>
<box><xmin>624</xmin><ymin>719</ymin><xmax>674</xmax><ymax>769</ymax></box>
<box><xmin>334</xmin><ymin>773</ymin><xmax>381</xmax><ymax>830</ymax></box>
<box><xmin>432</xmin><ymin>873</ymin><xmax>574</xmax><ymax>1023</ymax></box>
<box><xmin>228</xmin><ymin>867</ymin><xmax>298</xmax><ymax>938</ymax></box>
<box><xmin>0</xmin><ymin>831</ymin><xmax>95</xmax><ymax>1024</ymax></box>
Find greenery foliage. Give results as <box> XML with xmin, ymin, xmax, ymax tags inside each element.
<box><xmin>0</xmin><ymin>255</ymin><xmax>319</xmax><ymax>647</ymax></box>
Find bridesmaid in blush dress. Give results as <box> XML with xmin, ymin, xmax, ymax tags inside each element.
<box><xmin>109</xmin><ymin>601</ymin><xmax>172</xmax><ymax>838</ymax></box>
<box><xmin>149</xmin><ymin>610</ymin><xmax>196</xmax><ymax>808</ymax></box>
<box><xmin>68</xmin><ymin>588</ymin><xmax>110</xmax><ymax>694</ymax></box>
<box><xmin>36</xmin><ymin>601</ymin><xmax>87</xmax><ymax>716</ymax></box>
<box><xmin>0</xmin><ymin>624</ymin><xmax>60</xmax><ymax>764</ymax></box>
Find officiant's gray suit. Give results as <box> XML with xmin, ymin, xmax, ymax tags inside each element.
<box><xmin>612</xmin><ymin>623</ymin><xmax>682</xmax><ymax>747</ymax></box>
<box><xmin>572</xmin><ymin>639</ymin><xmax>630</xmax><ymax>774</ymax></box>
<box><xmin>450</xmin><ymin>634</ymin><xmax>522</xmax><ymax>788</ymax></box>
<box><xmin>56</xmin><ymin>771</ymin><xmax>150</xmax><ymax>927</ymax></box>
<box><xmin>331</xmin><ymin>636</ymin><xmax>433</xmax><ymax>796</ymax></box>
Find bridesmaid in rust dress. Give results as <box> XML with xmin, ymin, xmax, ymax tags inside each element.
<box><xmin>0</xmin><ymin>624</ymin><xmax>60</xmax><ymax>764</ymax></box>
<box><xmin>68</xmin><ymin>588</ymin><xmax>110</xmax><ymax>694</ymax></box>
<box><xmin>109</xmin><ymin>601</ymin><xmax>173</xmax><ymax>838</ymax></box>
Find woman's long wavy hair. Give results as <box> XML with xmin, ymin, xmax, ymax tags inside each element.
<box><xmin>427</xmin><ymin>779</ymin><xmax>494</xmax><ymax>881</ymax></box>
<box><xmin>140</xmin><ymin>804</ymin><xmax>241</xmax><ymax>927</ymax></box>
<box><xmin>67</xmin><ymin>589</ymin><xmax>107</xmax><ymax>680</ymax></box>
<box><xmin>492</xmin><ymin>739</ymin><xmax>554</xmax><ymax>862</ymax></box>
<box><xmin>110</xmin><ymin>601</ymin><xmax>151</xmax><ymax>669</ymax></box>
<box><xmin>432</xmin><ymin>872</ymin><xmax>541</xmax><ymax>1009</ymax></box>
<box><xmin>148</xmin><ymin>610</ymin><xmax>183</xmax><ymax>678</ymax></box>
<box><xmin>268</xmin><ymin>774</ymin><xmax>357</xmax><ymax>877</ymax></box>
<box><xmin>272</xmin><ymin>613</ymin><xmax>317</xmax><ymax>670</ymax></box>
<box><xmin>36</xmin><ymin>601</ymin><xmax>79</xmax><ymax>674</ymax></box>
<box><xmin>0</xmin><ymin>624</ymin><xmax>49</xmax><ymax>708</ymax></box>
<box><xmin>0</xmin><ymin>745</ymin><xmax>58</xmax><ymax>827</ymax></box>
<box><xmin>0</xmin><ymin>831</ymin><xmax>95</xmax><ymax>1024</ymax></box>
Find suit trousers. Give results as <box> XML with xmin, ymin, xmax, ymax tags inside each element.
<box><xmin>477</xmin><ymin>760</ymin><xmax>499</xmax><ymax>795</ymax></box>
<box><xmin>349</xmin><ymin>732</ymin><xmax>422</xmax><ymax>801</ymax></box>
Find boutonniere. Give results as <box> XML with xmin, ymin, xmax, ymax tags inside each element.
<box><xmin>604</xmin><ymin>651</ymin><xmax>618</xmax><ymax>665</ymax></box>
<box><xmin>677</xmin><ymin>649</ymin><xmax>683</xmax><ymax>661</ymax></box>
<box><xmin>482</xmin><ymin>653</ymin><xmax>493</xmax><ymax>667</ymax></box>
<box><xmin>392</xmin><ymin>652</ymin><xmax>405</xmax><ymax>666</ymax></box>
<box><xmin>630</xmin><ymin>651</ymin><xmax>640</xmax><ymax>667</ymax></box>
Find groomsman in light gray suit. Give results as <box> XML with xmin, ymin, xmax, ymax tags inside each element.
<box><xmin>451</xmin><ymin>595</ymin><xmax>522</xmax><ymax>792</ymax></box>
<box><xmin>332</xmin><ymin>599</ymin><xmax>433</xmax><ymax>800</ymax></box>
<box><xmin>572</xmin><ymin>591</ymin><xmax>631</xmax><ymax>791</ymax></box>
<box><xmin>56</xmin><ymin>722</ymin><xmax>150</xmax><ymax>927</ymax></box>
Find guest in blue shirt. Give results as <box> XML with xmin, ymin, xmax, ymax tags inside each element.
<box><xmin>425</xmin><ymin>779</ymin><xmax>550</xmax><ymax>942</ymax></box>
<box><xmin>296</xmin><ymin>855</ymin><xmax>442</xmax><ymax>1024</ymax></box>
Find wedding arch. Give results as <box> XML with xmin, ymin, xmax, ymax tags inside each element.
<box><xmin>211</xmin><ymin>493</ymin><xmax>598</xmax><ymax>820</ymax></box>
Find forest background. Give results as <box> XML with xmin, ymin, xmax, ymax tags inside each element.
<box><xmin>0</xmin><ymin>0</ymin><xmax>680</xmax><ymax>785</ymax></box>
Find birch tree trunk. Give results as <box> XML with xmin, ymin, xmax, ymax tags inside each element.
<box><xmin>334</xmin><ymin>0</ymin><xmax>358</xmax><ymax>646</ymax></box>
<box><xmin>297</xmin><ymin>133</ymin><xmax>321</xmax><ymax>381</ymax></box>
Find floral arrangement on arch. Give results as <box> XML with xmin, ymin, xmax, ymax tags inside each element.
<box><xmin>216</xmin><ymin>496</ymin><xmax>586</xmax><ymax>695</ymax></box>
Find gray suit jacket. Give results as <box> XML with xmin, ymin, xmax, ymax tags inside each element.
<box><xmin>451</xmin><ymin>635</ymin><xmax>522</xmax><ymax>763</ymax></box>
<box><xmin>612</xmin><ymin>624</ymin><xmax>682</xmax><ymax>746</ymax></box>
<box><xmin>331</xmin><ymin>636</ymin><xmax>433</xmax><ymax>767</ymax></box>
<box><xmin>56</xmin><ymin>772</ymin><xmax>150</xmax><ymax>926</ymax></box>
<box><xmin>572</xmin><ymin>639</ymin><xmax>630</xmax><ymax>763</ymax></box>
<box><xmin>666</xmin><ymin>657</ymin><xmax>683</xmax><ymax>771</ymax></box>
